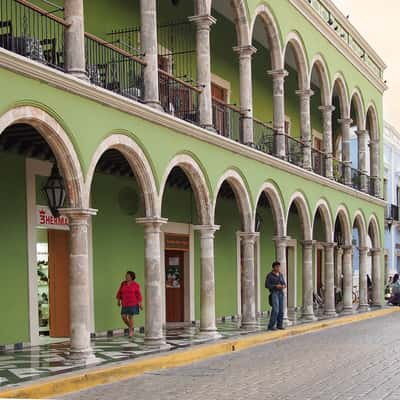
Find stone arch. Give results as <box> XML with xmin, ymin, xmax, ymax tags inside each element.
<box><xmin>366</xmin><ymin>103</ymin><xmax>379</xmax><ymax>141</ymax></box>
<box><xmin>367</xmin><ymin>214</ymin><xmax>381</xmax><ymax>249</ymax></box>
<box><xmin>309</xmin><ymin>54</ymin><xmax>331</xmax><ymax>107</ymax></box>
<box><xmin>250</xmin><ymin>4</ymin><xmax>283</xmax><ymax>70</ymax></box>
<box><xmin>213</xmin><ymin>169</ymin><xmax>253</xmax><ymax>232</ymax></box>
<box><xmin>253</xmin><ymin>181</ymin><xmax>286</xmax><ymax>237</ymax></box>
<box><xmin>86</xmin><ymin>134</ymin><xmax>158</xmax><ymax>217</ymax></box>
<box><xmin>286</xmin><ymin>192</ymin><xmax>312</xmax><ymax>241</ymax></box>
<box><xmin>353</xmin><ymin>211</ymin><xmax>367</xmax><ymax>248</ymax></box>
<box><xmin>334</xmin><ymin>205</ymin><xmax>352</xmax><ymax>246</ymax></box>
<box><xmin>312</xmin><ymin>199</ymin><xmax>334</xmax><ymax>243</ymax></box>
<box><xmin>160</xmin><ymin>154</ymin><xmax>212</xmax><ymax>225</ymax></box>
<box><xmin>283</xmin><ymin>31</ymin><xmax>309</xmax><ymax>91</ymax></box>
<box><xmin>331</xmin><ymin>73</ymin><xmax>350</xmax><ymax>118</ymax></box>
<box><xmin>350</xmin><ymin>88</ymin><xmax>366</xmax><ymax>130</ymax></box>
<box><xmin>0</xmin><ymin>105</ymin><xmax>84</xmax><ymax>208</ymax></box>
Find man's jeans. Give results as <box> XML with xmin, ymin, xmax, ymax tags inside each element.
<box><xmin>268</xmin><ymin>290</ymin><xmax>284</xmax><ymax>329</ymax></box>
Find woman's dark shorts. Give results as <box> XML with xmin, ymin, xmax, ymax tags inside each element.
<box><xmin>121</xmin><ymin>305</ymin><xmax>140</xmax><ymax>315</ymax></box>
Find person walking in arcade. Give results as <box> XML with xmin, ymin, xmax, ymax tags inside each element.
<box><xmin>116</xmin><ymin>271</ymin><xmax>143</xmax><ymax>338</ymax></box>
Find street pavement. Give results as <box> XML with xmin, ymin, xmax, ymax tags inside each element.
<box><xmin>61</xmin><ymin>312</ymin><xmax>400</xmax><ymax>400</ymax></box>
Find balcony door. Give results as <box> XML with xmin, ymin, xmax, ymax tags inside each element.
<box><xmin>212</xmin><ymin>82</ymin><xmax>228</xmax><ymax>136</ymax></box>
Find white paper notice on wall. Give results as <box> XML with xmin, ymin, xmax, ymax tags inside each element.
<box><xmin>36</xmin><ymin>205</ymin><xmax>69</xmax><ymax>230</ymax></box>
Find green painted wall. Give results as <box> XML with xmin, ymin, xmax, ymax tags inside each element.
<box><xmin>0</xmin><ymin>153</ymin><xmax>29</xmax><ymax>345</ymax></box>
<box><xmin>91</xmin><ymin>172</ymin><xmax>146</xmax><ymax>331</ymax></box>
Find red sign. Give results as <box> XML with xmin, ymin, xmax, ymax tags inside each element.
<box><xmin>36</xmin><ymin>206</ymin><xmax>69</xmax><ymax>230</ymax></box>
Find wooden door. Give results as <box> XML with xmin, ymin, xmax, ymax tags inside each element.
<box><xmin>48</xmin><ymin>230</ymin><xmax>70</xmax><ymax>337</ymax></box>
<box><xmin>212</xmin><ymin>82</ymin><xmax>227</xmax><ymax>135</ymax></box>
<box><xmin>165</xmin><ymin>250</ymin><xmax>185</xmax><ymax>322</ymax></box>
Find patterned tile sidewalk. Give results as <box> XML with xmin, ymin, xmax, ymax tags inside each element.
<box><xmin>0</xmin><ymin>317</ymin><xmax>273</xmax><ymax>389</ymax></box>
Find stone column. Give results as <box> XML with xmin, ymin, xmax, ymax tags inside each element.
<box><xmin>358</xmin><ymin>246</ymin><xmax>370</xmax><ymax>311</ymax></box>
<box><xmin>371</xmin><ymin>248</ymin><xmax>382</xmax><ymax>307</ymax></box>
<box><xmin>140</xmin><ymin>0</ymin><xmax>162</xmax><ymax>109</ymax></box>
<box><xmin>136</xmin><ymin>217</ymin><xmax>168</xmax><ymax>347</ymax></box>
<box><xmin>370</xmin><ymin>139</ymin><xmax>380</xmax><ymax>196</ymax></box>
<box><xmin>323</xmin><ymin>243</ymin><xmax>337</xmax><ymax>317</ymax></box>
<box><xmin>318</xmin><ymin>105</ymin><xmax>335</xmax><ymax>180</ymax></box>
<box><xmin>233</xmin><ymin>45</ymin><xmax>257</xmax><ymax>145</ymax></box>
<box><xmin>60</xmin><ymin>208</ymin><xmax>97</xmax><ymax>361</ymax></box>
<box><xmin>189</xmin><ymin>15</ymin><xmax>216</xmax><ymax>130</ymax></box>
<box><xmin>296</xmin><ymin>89</ymin><xmax>314</xmax><ymax>170</ymax></box>
<box><xmin>338</xmin><ymin>118</ymin><xmax>353</xmax><ymax>186</ymax></box>
<box><xmin>273</xmin><ymin>236</ymin><xmax>291</xmax><ymax>324</ymax></box>
<box><xmin>64</xmin><ymin>0</ymin><xmax>87</xmax><ymax>79</ymax></box>
<box><xmin>356</xmin><ymin>130</ymin><xmax>368</xmax><ymax>192</ymax></box>
<box><xmin>302</xmin><ymin>240</ymin><xmax>316</xmax><ymax>320</ymax></box>
<box><xmin>342</xmin><ymin>245</ymin><xmax>354</xmax><ymax>314</ymax></box>
<box><xmin>335</xmin><ymin>247</ymin><xmax>343</xmax><ymax>290</ymax></box>
<box><xmin>268</xmin><ymin>69</ymin><xmax>288</xmax><ymax>159</ymax></box>
<box><xmin>194</xmin><ymin>225</ymin><xmax>220</xmax><ymax>334</ymax></box>
<box><xmin>240</xmin><ymin>232</ymin><xmax>258</xmax><ymax>327</ymax></box>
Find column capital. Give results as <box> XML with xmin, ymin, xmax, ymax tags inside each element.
<box><xmin>318</xmin><ymin>105</ymin><xmax>336</xmax><ymax>114</ymax></box>
<box><xmin>323</xmin><ymin>242</ymin><xmax>336</xmax><ymax>249</ymax></box>
<box><xmin>136</xmin><ymin>216</ymin><xmax>168</xmax><ymax>229</ymax></box>
<box><xmin>341</xmin><ymin>245</ymin><xmax>354</xmax><ymax>252</ymax></box>
<box><xmin>233</xmin><ymin>45</ymin><xmax>257</xmax><ymax>57</ymax></box>
<box><xmin>273</xmin><ymin>236</ymin><xmax>291</xmax><ymax>246</ymax></box>
<box><xmin>188</xmin><ymin>14</ymin><xmax>216</xmax><ymax>29</ymax></box>
<box><xmin>338</xmin><ymin>117</ymin><xmax>353</xmax><ymax>125</ymax></box>
<box><xmin>59</xmin><ymin>208</ymin><xmax>97</xmax><ymax>220</ymax></box>
<box><xmin>193</xmin><ymin>224</ymin><xmax>220</xmax><ymax>237</ymax></box>
<box><xmin>355</xmin><ymin>129</ymin><xmax>368</xmax><ymax>137</ymax></box>
<box><xmin>267</xmin><ymin>69</ymin><xmax>288</xmax><ymax>79</ymax></box>
<box><xmin>336</xmin><ymin>247</ymin><xmax>344</xmax><ymax>255</ymax></box>
<box><xmin>370</xmin><ymin>248</ymin><xmax>382</xmax><ymax>255</ymax></box>
<box><xmin>359</xmin><ymin>246</ymin><xmax>370</xmax><ymax>253</ymax></box>
<box><xmin>240</xmin><ymin>231</ymin><xmax>259</xmax><ymax>242</ymax></box>
<box><xmin>295</xmin><ymin>89</ymin><xmax>314</xmax><ymax>98</ymax></box>
<box><xmin>302</xmin><ymin>240</ymin><xmax>316</xmax><ymax>247</ymax></box>
<box><xmin>369</xmin><ymin>138</ymin><xmax>380</xmax><ymax>145</ymax></box>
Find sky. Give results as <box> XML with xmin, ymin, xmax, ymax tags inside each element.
<box><xmin>332</xmin><ymin>0</ymin><xmax>399</xmax><ymax>129</ymax></box>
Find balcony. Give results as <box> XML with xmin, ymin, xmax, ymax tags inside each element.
<box><xmin>385</xmin><ymin>204</ymin><xmax>399</xmax><ymax>222</ymax></box>
<box><xmin>0</xmin><ymin>0</ymin><xmax>382</xmax><ymax>199</ymax></box>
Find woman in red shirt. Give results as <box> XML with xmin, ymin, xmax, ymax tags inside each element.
<box><xmin>116</xmin><ymin>271</ymin><xmax>143</xmax><ymax>338</ymax></box>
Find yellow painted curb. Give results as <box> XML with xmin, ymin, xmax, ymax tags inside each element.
<box><xmin>1</xmin><ymin>308</ymin><xmax>399</xmax><ymax>399</ymax></box>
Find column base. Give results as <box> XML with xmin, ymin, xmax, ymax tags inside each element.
<box><xmin>199</xmin><ymin>329</ymin><xmax>222</xmax><ymax>339</ymax></box>
<box><xmin>144</xmin><ymin>336</ymin><xmax>166</xmax><ymax>348</ymax></box>
<box><xmin>201</xmin><ymin>124</ymin><xmax>216</xmax><ymax>132</ymax></box>
<box><xmin>301</xmin><ymin>313</ymin><xmax>317</xmax><ymax>322</ymax></box>
<box><xmin>144</xmin><ymin>101</ymin><xmax>164</xmax><ymax>112</ymax></box>
<box><xmin>341</xmin><ymin>307</ymin><xmax>355</xmax><ymax>315</ymax></box>
<box><xmin>68</xmin><ymin>347</ymin><xmax>95</xmax><ymax>364</ymax></box>
<box><xmin>67</xmin><ymin>69</ymin><xmax>89</xmax><ymax>82</ymax></box>
<box><xmin>370</xmin><ymin>303</ymin><xmax>383</xmax><ymax>309</ymax></box>
<box><xmin>324</xmin><ymin>310</ymin><xmax>338</xmax><ymax>318</ymax></box>
<box><xmin>241</xmin><ymin>320</ymin><xmax>258</xmax><ymax>329</ymax></box>
<box><xmin>358</xmin><ymin>304</ymin><xmax>370</xmax><ymax>312</ymax></box>
<box><xmin>282</xmin><ymin>317</ymin><xmax>293</xmax><ymax>328</ymax></box>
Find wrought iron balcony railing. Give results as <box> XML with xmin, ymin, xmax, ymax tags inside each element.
<box><xmin>333</xmin><ymin>158</ymin><xmax>345</xmax><ymax>184</ymax></box>
<box><xmin>212</xmin><ymin>98</ymin><xmax>242</xmax><ymax>142</ymax></box>
<box><xmin>286</xmin><ymin>135</ymin><xmax>304</xmax><ymax>168</ymax></box>
<box><xmin>253</xmin><ymin>119</ymin><xmax>274</xmax><ymax>155</ymax></box>
<box><xmin>159</xmin><ymin>69</ymin><xmax>200</xmax><ymax>124</ymax></box>
<box><xmin>311</xmin><ymin>148</ymin><xmax>325</xmax><ymax>177</ymax></box>
<box><xmin>351</xmin><ymin>167</ymin><xmax>362</xmax><ymax>190</ymax></box>
<box><xmin>85</xmin><ymin>33</ymin><xmax>145</xmax><ymax>102</ymax></box>
<box><xmin>386</xmin><ymin>204</ymin><xmax>399</xmax><ymax>221</ymax></box>
<box><xmin>0</xmin><ymin>0</ymin><xmax>66</xmax><ymax>70</ymax></box>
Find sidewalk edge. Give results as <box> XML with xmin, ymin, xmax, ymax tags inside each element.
<box><xmin>1</xmin><ymin>308</ymin><xmax>398</xmax><ymax>399</ymax></box>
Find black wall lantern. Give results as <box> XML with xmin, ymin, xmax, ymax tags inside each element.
<box><xmin>43</xmin><ymin>164</ymin><xmax>66</xmax><ymax>218</ymax></box>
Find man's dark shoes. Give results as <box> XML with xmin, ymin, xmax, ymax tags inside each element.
<box><xmin>268</xmin><ymin>327</ymin><xmax>277</xmax><ymax>331</ymax></box>
<box><xmin>277</xmin><ymin>326</ymin><xmax>285</xmax><ymax>330</ymax></box>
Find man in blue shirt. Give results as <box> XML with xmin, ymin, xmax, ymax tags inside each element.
<box><xmin>265</xmin><ymin>261</ymin><xmax>286</xmax><ymax>330</ymax></box>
